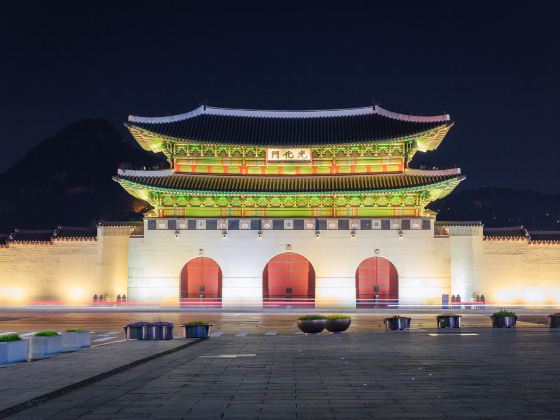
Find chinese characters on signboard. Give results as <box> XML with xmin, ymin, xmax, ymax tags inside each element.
<box><xmin>266</xmin><ymin>148</ymin><xmax>312</xmax><ymax>162</ymax></box>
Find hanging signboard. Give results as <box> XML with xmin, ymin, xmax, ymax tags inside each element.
<box><xmin>266</xmin><ymin>148</ymin><xmax>312</xmax><ymax>162</ymax></box>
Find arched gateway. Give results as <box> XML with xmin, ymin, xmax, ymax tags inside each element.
<box><xmin>180</xmin><ymin>257</ymin><xmax>222</xmax><ymax>307</ymax></box>
<box><xmin>263</xmin><ymin>253</ymin><xmax>315</xmax><ymax>307</ymax></box>
<box><xmin>355</xmin><ymin>257</ymin><xmax>398</xmax><ymax>308</ymax></box>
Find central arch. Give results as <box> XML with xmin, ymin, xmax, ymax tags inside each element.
<box><xmin>355</xmin><ymin>257</ymin><xmax>398</xmax><ymax>308</ymax></box>
<box><xmin>262</xmin><ymin>253</ymin><xmax>315</xmax><ymax>307</ymax></box>
<box><xmin>180</xmin><ymin>257</ymin><xmax>222</xmax><ymax>307</ymax></box>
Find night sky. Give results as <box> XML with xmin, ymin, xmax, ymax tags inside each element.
<box><xmin>2</xmin><ymin>2</ymin><xmax>558</xmax><ymax>193</ymax></box>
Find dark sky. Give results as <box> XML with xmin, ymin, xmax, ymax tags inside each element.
<box><xmin>1</xmin><ymin>1</ymin><xmax>558</xmax><ymax>193</ymax></box>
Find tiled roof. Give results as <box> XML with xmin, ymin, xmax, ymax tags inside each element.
<box><xmin>54</xmin><ymin>226</ymin><xmax>97</xmax><ymax>240</ymax></box>
<box><xmin>97</xmin><ymin>221</ymin><xmax>143</xmax><ymax>227</ymax></box>
<box><xmin>9</xmin><ymin>229</ymin><xmax>56</xmax><ymax>243</ymax></box>
<box><xmin>435</xmin><ymin>221</ymin><xmax>483</xmax><ymax>227</ymax></box>
<box><xmin>483</xmin><ymin>226</ymin><xmax>528</xmax><ymax>240</ymax></box>
<box><xmin>115</xmin><ymin>172</ymin><xmax>464</xmax><ymax>194</ymax></box>
<box><xmin>528</xmin><ymin>231</ymin><xmax>560</xmax><ymax>243</ymax></box>
<box><xmin>127</xmin><ymin>105</ymin><xmax>452</xmax><ymax>146</ymax></box>
<box><xmin>0</xmin><ymin>234</ymin><xmax>9</xmax><ymax>246</ymax></box>
<box><xmin>483</xmin><ymin>227</ymin><xmax>560</xmax><ymax>243</ymax></box>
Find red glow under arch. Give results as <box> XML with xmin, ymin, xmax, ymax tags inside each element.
<box><xmin>355</xmin><ymin>257</ymin><xmax>398</xmax><ymax>308</ymax></box>
<box><xmin>263</xmin><ymin>253</ymin><xmax>315</xmax><ymax>307</ymax></box>
<box><xmin>180</xmin><ymin>257</ymin><xmax>222</xmax><ymax>307</ymax></box>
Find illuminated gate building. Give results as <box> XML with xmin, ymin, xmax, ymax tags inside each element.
<box><xmin>1</xmin><ymin>103</ymin><xmax>558</xmax><ymax>308</ymax></box>
<box><xmin>115</xmin><ymin>104</ymin><xmax>463</xmax><ymax>308</ymax></box>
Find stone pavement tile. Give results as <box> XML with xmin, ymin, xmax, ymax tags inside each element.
<box><xmin>8</xmin><ymin>332</ymin><xmax>560</xmax><ymax>418</ymax></box>
<box><xmin>0</xmin><ymin>338</ymin><xmax>200</xmax><ymax>412</ymax></box>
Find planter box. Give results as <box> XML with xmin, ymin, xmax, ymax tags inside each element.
<box><xmin>29</xmin><ymin>335</ymin><xmax>63</xmax><ymax>360</ymax></box>
<box><xmin>325</xmin><ymin>319</ymin><xmax>351</xmax><ymax>333</ymax></box>
<box><xmin>491</xmin><ymin>315</ymin><xmax>517</xmax><ymax>328</ymax></box>
<box><xmin>437</xmin><ymin>315</ymin><xmax>461</xmax><ymax>329</ymax></box>
<box><xmin>183</xmin><ymin>325</ymin><xmax>210</xmax><ymax>338</ymax></box>
<box><xmin>149</xmin><ymin>325</ymin><xmax>174</xmax><ymax>340</ymax></box>
<box><xmin>124</xmin><ymin>325</ymin><xmax>149</xmax><ymax>340</ymax></box>
<box><xmin>384</xmin><ymin>317</ymin><xmax>411</xmax><ymax>331</ymax></box>
<box><xmin>297</xmin><ymin>319</ymin><xmax>326</xmax><ymax>334</ymax></box>
<box><xmin>0</xmin><ymin>340</ymin><xmax>28</xmax><ymax>365</ymax></box>
<box><xmin>549</xmin><ymin>316</ymin><xmax>560</xmax><ymax>328</ymax></box>
<box><xmin>62</xmin><ymin>332</ymin><xmax>91</xmax><ymax>351</ymax></box>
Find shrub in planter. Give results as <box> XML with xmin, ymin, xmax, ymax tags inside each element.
<box><xmin>62</xmin><ymin>329</ymin><xmax>91</xmax><ymax>351</ymax></box>
<box><xmin>325</xmin><ymin>314</ymin><xmax>351</xmax><ymax>333</ymax></box>
<box><xmin>548</xmin><ymin>313</ymin><xmax>560</xmax><ymax>328</ymax></box>
<box><xmin>297</xmin><ymin>315</ymin><xmax>327</xmax><ymax>334</ymax></box>
<box><xmin>0</xmin><ymin>334</ymin><xmax>28</xmax><ymax>365</ymax></box>
<box><xmin>383</xmin><ymin>315</ymin><xmax>411</xmax><ymax>331</ymax></box>
<box><xmin>124</xmin><ymin>321</ymin><xmax>151</xmax><ymax>340</ymax></box>
<box><xmin>182</xmin><ymin>321</ymin><xmax>212</xmax><ymax>338</ymax></box>
<box><xmin>149</xmin><ymin>321</ymin><xmax>174</xmax><ymax>340</ymax></box>
<box><xmin>436</xmin><ymin>313</ymin><xmax>462</xmax><ymax>329</ymax></box>
<box><xmin>491</xmin><ymin>310</ymin><xmax>517</xmax><ymax>328</ymax></box>
<box><xmin>29</xmin><ymin>331</ymin><xmax>63</xmax><ymax>360</ymax></box>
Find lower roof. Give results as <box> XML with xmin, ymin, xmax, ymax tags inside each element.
<box><xmin>114</xmin><ymin>172</ymin><xmax>464</xmax><ymax>195</ymax></box>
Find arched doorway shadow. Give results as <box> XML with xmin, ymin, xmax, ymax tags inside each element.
<box><xmin>180</xmin><ymin>257</ymin><xmax>222</xmax><ymax>307</ymax></box>
<box><xmin>355</xmin><ymin>257</ymin><xmax>398</xmax><ymax>308</ymax></box>
<box><xmin>263</xmin><ymin>253</ymin><xmax>315</xmax><ymax>308</ymax></box>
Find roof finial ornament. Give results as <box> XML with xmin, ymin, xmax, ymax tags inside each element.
<box><xmin>203</xmin><ymin>98</ymin><xmax>207</xmax><ymax>111</ymax></box>
<box><xmin>370</xmin><ymin>97</ymin><xmax>375</xmax><ymax>109</ymax></box>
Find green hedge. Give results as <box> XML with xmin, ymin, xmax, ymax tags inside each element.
<box><xmin>0</xmin><ymin>334</ymin><xmax>21</xmax><ymax>342</ymax></box>
<box><xmin>35</xmin><ymin>330</ymin><xmax>59</xmax><ymax>337</ymax></box>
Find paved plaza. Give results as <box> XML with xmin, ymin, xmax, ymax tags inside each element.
<box><xmin>0</xmin><ymin>309</ymin><xmax>552</xmax><ymax>342</ymax></box>
<box><xmin>1</xmin><ymin>310</ymin><xmax>559</xmax><ymax>419</ymax></box>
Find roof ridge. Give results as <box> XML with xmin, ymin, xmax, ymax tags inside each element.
<box><xmin>128</xmin><ymin>104</ymin><xmax>450</xmax><ymax>124</ymax></box>
<box><xmin>117</xmin><ymin>171</ymin><xmax>463</xmax><ymax>180</ymax></box>
<box><xmin>13</xmin><ymin>228</ymin><xmax>56</xmax><ymax>233</ymax></box>
<box><xmin>484</xmin><ymin>226</ymin><xmax>525</xmax><ymax>231</ymax></box>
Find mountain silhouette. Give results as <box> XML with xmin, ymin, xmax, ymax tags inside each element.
<box><xmin>0</xmin><ymin>119</ymin><xmax>166</xmax><ymax>232</ymax></box>
<box><xmin>0</xmin><ymin>120</ymin><xmax>557</xmax><ymax>233</ymax></box>
<box><xmin>429</xmin><ymin>188</ymin><xmax>560</xmax><ymax>230</ymax></box>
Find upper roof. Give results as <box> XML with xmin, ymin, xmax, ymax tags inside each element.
<box><xmin>115</xmin><ymin>169</ymin><xmax>464</xmax><ymax>196</ymax></box>
<box><xmin>126</xmin><ymin>104</ymin><xmax>452</xmax><ymax>148</ymax></box>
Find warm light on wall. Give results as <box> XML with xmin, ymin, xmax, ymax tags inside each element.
<box><xmin>491</xmin><ymin>287</ymin><xmax>560</xmax><ymax>306</ymax></box>
<box><xmin>66</xmin><ymin>287</ymin><xmax>86</xmax><ymax>303</ymax></box>
<box><xmin>1</xmin><ymin>287</ymin><xmax>26</xmax><ymax>303</ymax></box>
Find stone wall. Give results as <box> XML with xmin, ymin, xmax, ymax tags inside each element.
<box><xmin>478</xmin><ymin>240</ymin><xmax>560</xmax><ymax>305</ymax></box>
<box><xmin>448</xmin><ymin>227</ymin><xmax>560</xmax><ymax>305</ymax></box>
<box><xmin>0</xmin><ymin>226</ymin><xmax>132</xmax><ymax>306</ymax></box>
<box><xmin>128</xmin><ymin>218</ymin><xmax>452</xmax><ymax>308</ymax></box>
<box><xmin>1</xmin><ymin>218</ymin><xmax>558</xmax><ymax>307</ymax></box>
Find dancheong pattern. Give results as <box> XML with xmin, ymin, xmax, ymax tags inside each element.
<box><xmin>116</xmin><ymin>104</ymin><xmax>464</xmax><ymax>218</ymax></box>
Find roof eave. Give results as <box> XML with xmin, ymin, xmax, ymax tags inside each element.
<box><xmin>126</xmin><ymin>122</ymin><xmax>453</xmax><ymax>151</ymax></box>
<box><xmin>114</xmin><ymin>174</ymin><xmax>465</xmax><ymax>198</ymax></box>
